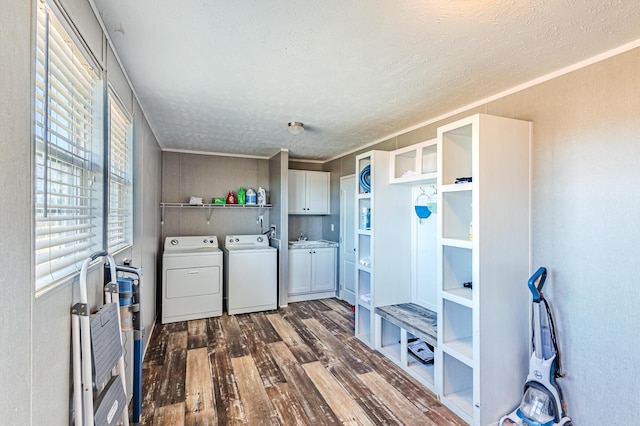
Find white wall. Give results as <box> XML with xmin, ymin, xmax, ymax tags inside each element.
<box><xmin>0</xmin><ymin>0</ymin><xmax>163</xmax><ymax>424</ymax></box>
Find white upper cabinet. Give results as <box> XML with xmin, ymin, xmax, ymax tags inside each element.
<box><xmin>389</xmin><ymin>138</ymin><xmax>438</xmax><ymax>185</ymax></box>
<box><xmin>288</xmin><ymin>170</ymin><xmax>330</xmax><ymax>214</ymax></box>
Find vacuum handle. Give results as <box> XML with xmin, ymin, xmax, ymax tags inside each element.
<box><xmin>528</xmin><ymin>267</ymin><xmax>547</xmax><ymax>303</ymax></box>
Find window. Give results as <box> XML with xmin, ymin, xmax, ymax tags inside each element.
<box><xmin>107</xmin><ymin>94</ymin><xmax>133</xmax><ymax>252</ymax></box>
<box><xmin>34</xmin><ymin>2</ymin><xmax>103</xmax><ymax>291</ymax></box>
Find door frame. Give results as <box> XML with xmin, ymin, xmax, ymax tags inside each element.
<box><xmin>339</xmin><ymin>174</ymin><xmax>356</xmax><ymax>305</ymax></box>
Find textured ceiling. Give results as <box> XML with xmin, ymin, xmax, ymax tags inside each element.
<box><xmin>93</xmin><ymin>0</ymin><xmax>640</xmax><ymax>161</ymax></box>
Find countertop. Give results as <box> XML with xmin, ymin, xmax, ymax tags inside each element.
<box><xmin>288</xmin><ymin>239</ymin><xmax>339</xmax><ymax>249</ymax></box>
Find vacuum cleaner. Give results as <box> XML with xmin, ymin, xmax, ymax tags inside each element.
<box><xmin>500</xmin><ymin>267</ymin><xmax>572</xmax><ymax>426</ymax></box>
<box><xmin>106</xmin><ymin>261</ymin><xmax>144</xmax><ymax>426</ymax></box>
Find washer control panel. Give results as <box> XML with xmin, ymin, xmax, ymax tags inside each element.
<box><xmin>224</xmin><ymin>234</ymin><xmax>270</xmax><ymax>248</ymax></box>
<box><xmin>164</xmin><ymin>236</ymin><xmax>219</xmax><ymax>250</ymax></box>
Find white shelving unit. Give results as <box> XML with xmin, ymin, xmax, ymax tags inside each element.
<box><xmin>159</xmin><ymin>202</ymin><xmax>271</xmax><ymax>224</ymax></box>
<box><xmin>436</xmin><ymin>113</ymin><xmax>531</xmax><ymax>425</ymax></box>
<box><xmin>389</xmin><ymin>138</ymin><xmax>438</xmax><ymax>185</ymax></box>
<box><xmin>366</xmin><ymin>139</ymin><xmax>439</xmax><ymax>392</ymax></box>
<box><xmin>354</xmin><ymin>151</ymin><xmax>412</xmax><ymax>347</ymax></box>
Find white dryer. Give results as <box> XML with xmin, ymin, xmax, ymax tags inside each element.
<box><xmin>162</xmin><ymin>236</ymin><xmax>223</xmax><ymax>324</ymax></box>
<box><xmin>223</xmin><ymin>234</ymin><xmax>277</xmax><ymax>315</ymax></box>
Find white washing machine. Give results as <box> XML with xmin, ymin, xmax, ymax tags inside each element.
<box><xmin>162</xmin><ymin>235</ymin><xmax>223</xmax><ymax>324</ymax></box>
<box><xmin>223</xmin><ymin>234</ymin><xmax>277</xmax><ymax>315</ymax></box>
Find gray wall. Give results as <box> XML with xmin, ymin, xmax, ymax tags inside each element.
<box><xmin>0</xmin><ymin>0</ymin><xmax>162</xmax><ymax>424</ymax></box>
<box><xmin>160</xmin><ymin>152</ymin><xmax>272</xmax><ymax>242</ymax></box>
<box><xmin>132</xmin><ymin>101</ymin><xmax>163</xmax><ymax>359</ymax></box>
<box><xmin>327</xmin><ymin>48</ymin><xmax>640</xmax><ymax>423</ymax></box>
<box><xmin>0</xmin><ymin>1</ymin><xmax>34</xmax><ymax>423</ymax></box>
<box><xmin>269</xmin><ymin>151</ymin><xmax>289</xmax><ymax>307</ymax></box>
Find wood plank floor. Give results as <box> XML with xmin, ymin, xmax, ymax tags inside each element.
<box><xmin>142</xmin><ymin>298</ymin><xmax>466</xmax><ymax>426</ymax></box>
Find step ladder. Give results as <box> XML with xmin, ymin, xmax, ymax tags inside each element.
<box><xmin>72</xmin><ymin>251</ymin><xmax>129</xmax><ymax>426</ymax></box>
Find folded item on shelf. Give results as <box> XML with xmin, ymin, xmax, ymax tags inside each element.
<box><xmin>407</xmin><ymin>338</ymin><xmax>434</xmax><ymax>364</ymax></box>
<box><xmin>359</xmin><ymin>293</ymin><xmax>371</xmax><ymax>303</ymax></box>
<box><xmin>359</xmin><ymin>257</ymin><xmax>371</xmax><ymax>267</ymax></box>
<box><xmin>454</xmin><ymin>176</ymin><xmax>472</xmax><ymax>184</ymax></box>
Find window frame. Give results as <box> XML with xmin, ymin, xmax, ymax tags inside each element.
<box><xmin>106</xmin><ymin>89</ymin><xmax>133</xmax><ymax>254</ymax></box>
<box><xmin>34</xmin><ymin>1</ymin><xmax>105</xmax><ymax>294</ymax></box>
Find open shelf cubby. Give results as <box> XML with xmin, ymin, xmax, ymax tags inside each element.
<box><xmin>442</xmin><ymin>245</ymin><xmax>472</xmax><ymax>305</ymax></box>
<box><xmin>356</xmin><ymin>304</ymin><xmax>372</xmax><ymax>346</ymax></box>
<box><xmin>440</xmin><ymin>123</ymin><xmax>472</xmax><ymax>186</ymax></box>
<box><xmin>441</xmin><ymin>189</ymin><xmax>472</xmax><ymax>242</ymax></box>
<box><xmin>442</xmin><ymin>352</ymin><xmax>473</xmax><ymax>422</ymax></box>
<box><xmin>442</xmin><ymin>299</ymin><xmax>473</xmax><ymax>363</ymax></box>
<box><xmin>357</xmin><ymin>269</ymin><xmax>371</xmax><ymax>307</ymax></box>
<box><xmin>379</xmin><ymin>319</ymin><xmax>402</xmax><ymax>362</ymax></box>
<box><xmin>406</xmin><ymin>331</ymin><xmax>435</xmax><ymax>386</ymax></box>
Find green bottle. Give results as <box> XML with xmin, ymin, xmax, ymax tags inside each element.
<box><xmin>238</xmin><ymin>187</ymin><xmax>246</xmax><ymax>205</ymax></box>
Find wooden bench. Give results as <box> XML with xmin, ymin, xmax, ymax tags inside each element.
<box><xmin>374</xmin><ymin>303</ymin><xmax>437</xmax><ymax>348</ymax></box>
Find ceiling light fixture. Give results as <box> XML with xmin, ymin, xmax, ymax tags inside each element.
<box><xmin>287</xmin><ymin>121</ymin><xmax>304</xmax><ymax>136</ymax></box>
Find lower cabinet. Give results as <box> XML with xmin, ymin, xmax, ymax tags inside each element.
<box><xmin>288</xmin><ymin>247</ymin><xmax>336</xmax><ymax>302</ymax></box>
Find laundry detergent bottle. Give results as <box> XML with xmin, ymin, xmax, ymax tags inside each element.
<box><xmin>238</xmin><ymin>187</ymin><xmax>246</xmax><ymax>204</ymax></box>
<box><xmin>246</xmin><ymin>188</ymin><xmax>256</xmax><ymax>205</ymax></box>
<box><xmin>226</xmin><ymin>190</ymin><xmax>237</xmax><ymax>204</ymax></box>
<box><xmin>257</xmin><ymin>187</ymin><xmax>266</xmax><ymax>206</ymax></box>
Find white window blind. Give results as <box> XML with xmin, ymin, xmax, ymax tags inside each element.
<box><xmin>107</xmin><ymin>95</ymin><xmax>133</xmax><ymax>252</ymax></box>
<box><xmin>34</xmin><ymin>3</ymin><xmax>103</xmax><ymax>291</ymax></box>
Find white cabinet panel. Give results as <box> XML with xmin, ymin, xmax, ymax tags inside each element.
<box><xmin>287</xmin><ymin>247</ymin><xmax>336</xmax><ymax>298</ymax></box>
<box><xmin>312</xmin><ymin>247</ymin><xmax>336</xmax><ymax>292</ymax></box>
<box><xmin>288</xmin><ymin>170</ymin><xmax>330</xmax><ymax>214</ymax></box>
<box><xmin>287</xmin><ymin>248</ymin><xmax>312</xmax><ymax>295</ymax></box>
<box><xmin>288</xmin><ymin>170</ymin><xmax>307</xmax><ymax>214</ymax></box>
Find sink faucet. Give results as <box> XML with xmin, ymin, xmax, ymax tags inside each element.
<box><xmin>298</xmin><ymin>232</ymin><xmax>307</xmax><ymax>241</ymax></box>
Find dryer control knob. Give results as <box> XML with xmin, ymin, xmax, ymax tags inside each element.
<box><xmin>171</xmin><ymin>239</ymin><xmax>179</xmax><ymax>246</ymax></box>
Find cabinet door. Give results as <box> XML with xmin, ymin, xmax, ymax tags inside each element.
<box><xmin>288</xmin><ymin>170</ymin><xmax>307</xmax><ymax>214</ymax></box>
<box><xmin>305</xmin><ymin>171</ymin><xmax>330</xmax><ymax>214</ymax></box>
<box><xmin>312</xmin><ymin>248</ymin><xmax>336</xmax><ymax>292</ymax></box>
<box><xmin>287</xmin><ymin>249</ymin><xmax>312</xmax><ymax>295</ymax></box>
